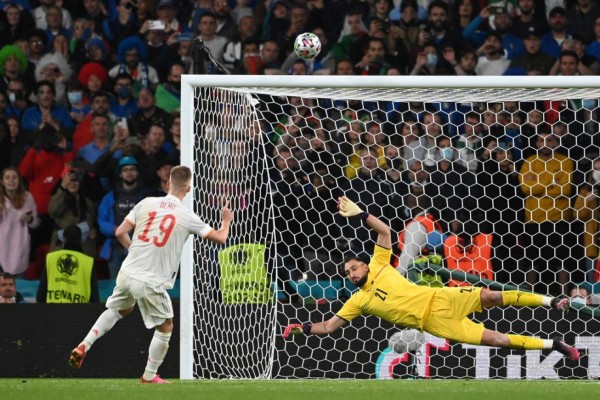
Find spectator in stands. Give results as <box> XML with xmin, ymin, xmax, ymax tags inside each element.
<box><xmin>540</xmin><ymin>6</ymin><xmax>571</xmax><ymax>59</ymax></box>
<box><xmin>391</xmin><ymin>1</ymin><xmax>417</xmax><ymax>49</ymax></box>
<box><xmin>72</xmin><ymin>91</ymin><xmax>112</xmax><ymax>153</ymax></box>
<box><xmin>137</xmin><ymin>123</ymin><xmax>172</xmax><ymax>187</ymax></box>
<box><xmin>128</xmin><ymin>87</ymin><xmax>173</xmax><ymax>138</ymax></box>
<box><xmin>196</xmin><ymin>13</ymin><xmax>228</xmax><ymax>64</ymax></box>
<box><xmin>405</xmin><ymin>111</ymin><xmax>444</xmax><ymax>168</ymax></box>
<box><xmin>44</xmin><ymin>4</ymin><xmax>72</xmax><ymax>46</ymax></box>
<box><xmin>83</xmin><ymin>37</ymin><xmax>110</xmax><ymax>68</ymax></box>
<box><xmin>5</xmin><ymin>78</ymin><xmax>30</xmax><ymax>119</ymax></box>
<box><xmin>331</xmin><ymin>12</ymin><xmax>368</xmax><ymax>62</ymax></box>
<box><xmin>155</xmin><ymin>63</ymin><xmax>183</xmax><ymax>113</ymax></box>
<box><xmin>451</xmin><ymin>0</ymin><xmax>481</xmax><ymax>35</ymax></box>
<box><xmin>223</xmin><ymin>14</ymin><xmax>258</xmax><ymax>72</ymax></box>
<box><xmin>463</xmin><ymin>6</ymin><xmax>524</xmax><ymax>60</ymax></box>
<box><xmin>0</xmin><ymin>3</ymin><xmax>35</xmax><ymax>48</ymax></box>
<box><xmin>519</xmin><ymin>131</ymin><xmax>575</xmax><ymax>295</ymax></box>
<box><xmin>109</xmin><ymin>73</ymin><xmax>138</xmax><ymax>119</ymax></box>
<box><xmin>78</xmin><ymin>113</ymin><xmax>112</xmax><ymax>165</ymax></box>
<box><xmin>566</xmin><ymin>0</ymin><xmax>600</xmax><ymax>44</ymax></box>
<box><xmin>27</xmin><ymin>29</ymin><xmax>50</xmax><ymax>65</ymax></box>
<box><xmin>569</xmin><ymin>284</ymin><xmax>592</xmax><ymax>306</ymax></box>
<box><xmin>102</xmin><ymin>0</ymin><xmax>140</xmax><ymax>48</ymax></box>
<box><xmin>0</xmin><ymin>167</ymin><xmax>40</xmax><ymax>277</ymax></box>
<box><xmin>38</xmin><ymin>224</ymin><xmax>99</xmax><ymax>303</ymax></box>
<box><xmin>586</xmin><ymin>16</ymin><xmax>600</xmax><ymax>62</ymax></box>
<box><xmin>148</xmin><ymin>158</ymin><xmax>174</xmax><ymax>197</ymax></box>
<box><xmin>425</xmin><ymin>135</ymin><xmax>480</xmax><ymax>231</ymax></box>
<box><xmin>154</xmin><ymin>0</ymin><xmax>183</xmax><ymax>35</ymax></box>
<box><xmin>52</xmin><ymin>33</ymin><xmax>72</xmax><ymax>65</ymax></box>
<box><xmin>420</xmin><ymin>1</ymin><xmax>465</xmax><ymax>57</ymax></box>
<box><xmin>21</xmin><ymin>80</ymin><xmax>75</xmax><ymax>134</ymax></box>
<box><xmin>573</xmin><ymin>158</ymin><xmax>600</xmax><ymax>282</ymax></box>
<box><xmin>141</xmin><ymin>22</ymin><xmax>168</xmax><ymax>69</ymax></box>
<box><xmin>35</xmin><ymin>53</ymin><xmax>73</xmax><ymax>106</ymax></box>
<box><xmin>396</xmin><ymin>171</ymin><xmax>441</xmax><ymax>275</ymax></box>
<box><xmin>6</xmin><ymin>117</ymin><xmax>25</xmax><ymax>168</ymax></box>
<box><xmin>34</xmin><ymin>0</ymin><xmax>73</xmax><ymax>31</ymax></box>
<box><xmin>454</xmin><ymin>111</ymin><xmax>486</xmax><ymax>172</ymax></box>
<box><xmin>0</xmin><ymin>45</ymin><xmax>33</xmax><ymax>95</ymax></box>
<box><xmin>507</xmin><ymin>27</ymin><xmax>555</xmax><ymax>75</ymax></box>
<box><xmin>260</xmin><ymin>40</ymin><xmax>282</xmax><ymax>73</ymax></box>
<box><xmin>570</xmin><ymin>34</ymin><xmax>600</xmax><ymax>74</ymax></box>
<box><xmin>355</xmin><ymin>37</ymin><xmax>392</xmax><ymax>75</ymax></box>
<box><xmin>477</xmin><ymin>147</ymin><xmax>525</xmax><ymax>285</ymax></box>
<box><xmin>19</xmin><ymin>127</ymin><xmax>74</xmax><ymax>251</ymax></box>
<box><xmin>550</xmin><ymin>49</ymin><xmax>592</xmax><ymax>75</ymax></box>
<box><xmin>511</xmin><ymin>0</ymin><xmax>550</xmax><ymax>40</ymax></box>
<box><xmin>212</xmin><ymin>0</ymin><xmax>238</xmax><ymax>42</ymax></box>
<box><xmin>109</xmin><ymin>36</ymin><xmax>159</xmax><ymax>90</ymax></box>
<box><xmin>0</xmin><ymin>272</ymin><xmax>23</xmax><ymax>303</ymax></box>
<box><xmin>98</xmin><ymin>156</ymin><xmax>148</xmax><ymax>277</ymax></box>
<box><xmin>475</xmin><ymin>32</ymin><xmax>511</xmax><ymax>75</ymax></box>
<box><xmin>443</xmin><ymin>210</ymin><xmax>495</xmax><ymax>287</ymax></box>
<box><xmin>48</xmin><ymin>163</ymin><xmax>97</xmax><ymax>257</ymax></box>
<box><xmin>78</xmin><ymin>62</ymin><xmax>110</xmax><ymax>105</ymax></box>
<box><xmin>82</xmin><ymin>0</ymin><xmax>108</xmax><ymax>35</ymax></box>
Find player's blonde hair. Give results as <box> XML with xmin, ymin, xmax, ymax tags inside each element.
<box><xmin>169</xmin><ymin>165</ymin><xmax>191</xmax><ymax>191</ymax></box>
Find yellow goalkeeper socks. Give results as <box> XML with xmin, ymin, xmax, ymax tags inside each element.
<box><xmin>501</xmin><ymin>291</ymin><xmax>549</xmax><ymax>307</ymax></box>
<box><xmin>507</xmin><ymin>334</ymin><xmax>553</xmax><ymax>350</ymax></box>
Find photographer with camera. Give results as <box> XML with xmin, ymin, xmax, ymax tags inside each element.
<box><xmin>48</xmin><ymin>160</ymin><xmax>97</xmax><ymax>257</ymax></box>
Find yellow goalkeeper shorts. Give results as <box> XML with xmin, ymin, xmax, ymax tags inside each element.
<box><xmin>423</xmin><ymin>286</ymin><xmax>485</xmax><ymax>345</ymax></box>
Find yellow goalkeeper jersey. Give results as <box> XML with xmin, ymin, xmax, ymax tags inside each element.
<box><xmin>336</xmin><ymin>245</ymin><xmax>436</xmax><ymax>330</ymax></box>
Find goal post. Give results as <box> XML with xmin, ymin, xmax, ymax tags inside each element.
<box><xmin>181</xmin><ymin>75</ymin><xmax>600</xmax><ymax>380</ymax></box>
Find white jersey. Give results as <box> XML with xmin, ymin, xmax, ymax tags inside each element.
<box><xmin>120</xmin><ymin>194</ymin><xmax>213</xmax><ymax>288</ymax></box>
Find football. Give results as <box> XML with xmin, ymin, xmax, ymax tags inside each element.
<box><xmin>388</xmin><ymin>329</ymin><xmax>425</xmax><ymax>354</ymax></box>
<box><xmin>294</xmin><ymin>32</ymin><xmax>321</xmax><ymax>60</ymax></box>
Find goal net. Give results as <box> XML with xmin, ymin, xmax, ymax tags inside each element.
<box><xmin>181</xmin><ymin>76</ymin><xmax>600</xmax><ymax>380</ymax></box>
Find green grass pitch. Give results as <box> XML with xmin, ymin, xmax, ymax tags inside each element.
<box><xmin>1</xmin><ymin>379</ymin><xmax>598</xmax><ymax>400</ymax></box>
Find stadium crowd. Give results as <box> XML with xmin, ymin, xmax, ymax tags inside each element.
<box><xmin>0</xmin><ymin>0</ymin><xmax>599</xmax><ymax>303</ymax></box>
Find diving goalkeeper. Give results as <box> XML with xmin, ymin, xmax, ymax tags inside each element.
<box><xmin>283</xmin><ymin>196</ymin><xmax>580</xmax><ymax>361</ymax></box>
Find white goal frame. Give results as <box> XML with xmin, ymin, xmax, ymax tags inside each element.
<box><xmin>180</xmin><ymin>75</ymin><xmax>600</xmax><ymax>380</ymax></box>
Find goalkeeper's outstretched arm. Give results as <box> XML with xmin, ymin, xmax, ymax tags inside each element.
<box><xmin>338</xmin><ymin>195</ymin><xmax>391</xmax><ymax>249</ymax></box>
<box><xmin>283</xmin><ymin>316</ymin><xmax>347</xmax><ymax>338</ymax></box>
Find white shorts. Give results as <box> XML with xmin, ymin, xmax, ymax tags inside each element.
<box><xmin>105</xmin><ymin>272</ymin><xmax>173</xmax><ymax>329</ymax></box>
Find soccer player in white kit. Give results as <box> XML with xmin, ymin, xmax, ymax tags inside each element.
<box><xmin>68</xmin><ymin>166</ymin><xmax>233</xmax><ymax>383</ymax></box>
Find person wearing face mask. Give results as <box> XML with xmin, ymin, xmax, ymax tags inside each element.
<box><xmin>66</xmin><ymin>81</ymin><xmax>88</xmax><ymax>123</ymax></box>
<box><xmin>573</xmin><ymin>159</ymin><xmax>600</xmax><ymax>282</ymax></box>
<box><xmin>155</xmin><ymin>63</ymin><xmax>183</xmax><ymax>114</ymax></box>
<box><xmin>109</xmin><ymin>73</ymin><xmax>138</xmax><ymax>120</ymax></box>
<box><xmin>569</xmin><ymin>285</ymin><xmax>594</xmax><ymax>306</ymax></box>
<box><xmin>410</xmin><ymin>43</ymin><xmax>445</xmax><ymax>75</ymax></box>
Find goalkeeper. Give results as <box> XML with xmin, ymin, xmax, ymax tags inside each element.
<box><xmin>283</xmin><ymin>196</ymin><xmax>580</xmax><ymax>361</ymax></box>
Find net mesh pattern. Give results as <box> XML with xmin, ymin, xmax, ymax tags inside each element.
<box><xmin>190</xmin><ymin>85</ymin><xmax>600</xmax><ymax>379</ymax></box>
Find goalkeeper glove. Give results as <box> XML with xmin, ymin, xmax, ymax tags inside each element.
<box><xmin>338</xmin><ymin>196</ymin><xmax>369</xmax><ymax>220</ymax></box>
<box><xmin>282</xmin><ymin>322</ymin><xmax>312</xmax><ymax>338</ymax></box>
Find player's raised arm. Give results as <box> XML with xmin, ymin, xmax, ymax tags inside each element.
<box><xmin>205</xmin><ymin>200</ymin><xmax>233</xmax><ymax>245</ymax></box>
<box><xmin>283</xmin><ymin>315</ymin><xmax>347</xmax><ymax>338</ymax></box>
<box><xmin>338</xmin><ymin>195</ymin><xmax>391</xmax><ymax>249</ymax></box>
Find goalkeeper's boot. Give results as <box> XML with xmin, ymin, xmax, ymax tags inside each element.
<box><xmin>68</xmin><ymin>344</ymin><xmax>86</xmax><ymax>368</ymax></box>
<box><xmin>551</xmin><ymin>297</ymin><xmax>570</xmax><ymax>312</ymax></box>
<box><xmin>552</xmin><ymin>338</ymin><xmax>580</xmax><ymax>361</ymax></box>
<box><xmin>140</xmin><ymin>375</ymin><xmax>171</xmax><ymax>384</ymax></box>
